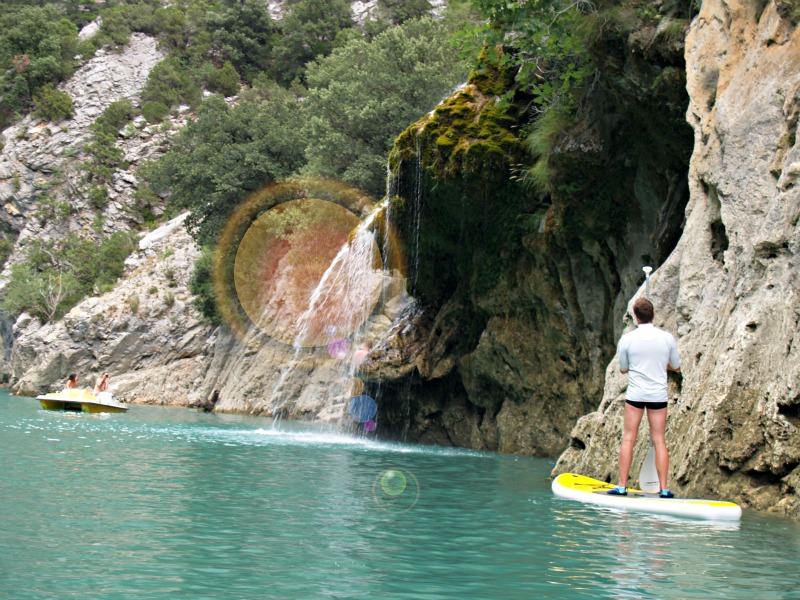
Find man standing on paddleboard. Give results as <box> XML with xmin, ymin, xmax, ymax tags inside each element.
<box><xmin>608</xmin><ymin>297</ymin><xmax>681</xmax><ymax>498</ymax></box>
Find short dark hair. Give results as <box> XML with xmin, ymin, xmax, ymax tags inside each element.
<box><xmin>633</xmin><ymin>297</ymin><xmax>654</xmax><ymax>323</ymax></box>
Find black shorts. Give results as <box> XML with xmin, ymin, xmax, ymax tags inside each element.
<box><xmin>625</xmin><ymin>400</ymin><xmax>668</xmax><ymax>410</ymax></box>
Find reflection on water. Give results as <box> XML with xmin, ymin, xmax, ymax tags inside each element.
<box><xmin>1</xmin><ymin>392</ymin><xmax>799</xmax><ymax>599</ymax></box>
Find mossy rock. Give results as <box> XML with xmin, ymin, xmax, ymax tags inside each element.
<box><xmin>389</xmin><ymin>76</ymin><xmax>531</xmax><ymax>304</ymax></box>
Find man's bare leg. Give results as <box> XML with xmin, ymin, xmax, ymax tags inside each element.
<box><xmin>618</xmin><ymin>403</ymin><xmax>645</xmax><ymax>487</ymax></box>
<box><xmin>647</xmin><ymin>406</ymin><xmax>669</xmax><ymax>490</ymax></box>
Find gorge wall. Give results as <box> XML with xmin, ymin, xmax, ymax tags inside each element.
<box><xmin>361</xmin><ymin>5</ymin><xmax>694</xmax><ymax>456</ymax></box>
<box><xmin>553</xmin><ymin>0</ymin><xmax>800</xmax><ymax>517</ymax></box>
<box><xmin>2</xmin><ymin>0</ymin><xmax>799</xmax><ymax>519</ymax></box>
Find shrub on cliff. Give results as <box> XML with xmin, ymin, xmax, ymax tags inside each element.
<box><xmin>205</xmin><ymin>61</ymin><xmax>241</xmax><ymax>97</ymax></box>
<box><xmin>0</xmin><ymin>4</ymin><xmax>80</xmax><ymax>128</ymax></box>
<box><xmin>270</xmin><ymin>0</ymin><xmax>356</xmax><ymax>85</ymax></box>
<box><xmin>32</xmin><ymin>83</ymin><xmax>75</xmax><ymax>122</ymax></box>
<box><xmin>1</xmin><ymin>231</ymin><xmax>137</xmax><ymax>323</ymax></box>
<box><xmin>206</xmin><ymin>0</ymin><xmax>277</xmax><ymax>83</ymax></box>
<box><xmin>141</xmin><ymin>59</ymin><xmax>202</xmax><ymax>110</ymax></box>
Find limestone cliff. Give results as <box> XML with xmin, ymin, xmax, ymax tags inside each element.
<box><xmin>553</xmin><ymin>0</ymin><xmax>800</xmax><ymax>518</ymax></box>
<box><xmin>363</xmin><ymin>6</ymin><xmax>693</xmax><ymax>456</ymax></box>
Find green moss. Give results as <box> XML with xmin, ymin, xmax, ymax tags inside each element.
<box><xmin>389</xmin><ymin>63</ymin><xmax>530</xmax><ymax>304</ymax></box>
<box><xmin>467</xmin><ymin>46</ymin><xmax>515</xmax><ymax>96</ymax></box>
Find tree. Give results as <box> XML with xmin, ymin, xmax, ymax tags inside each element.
<box><xmin>145</xmin><ymin>82</ymin><xmax>307</xmax><ymax>245</ymax></box>
<box><xmin>1</xmin><ymin>231</ymin><xmax>136</xmax><ymax>322</ymax></box>
<box><xmin>0</xmin><ymin>5</ymin><xmax>80</xmax><ymax>127</ymax></box>
<box><xmin>206</xmin><ymin>0</ymin><xmax>277</xmax><ymax>83</ymax></box>
<box><xmin>32</xmin><ymin>82</ymin><xmax>74</xmax><ymax>121</ymax></box>
<box><xmin>302</xmin><ymin>17</ymin><xmax>470</xmax><ymax>196</ymax></box>
<box><xmin>271</xmin><ymin>0</ymin><xmax>356</xmax><ymax>85</ymax></box>
<box><xmin>468</xmin><ymin>0</ymin><xmax>596</xmax><ymax>109</ymax></box>
<box><xmin>141</xmin><ymin>58</ymin><xmax>202</xmax><ymax>109</ymax></box>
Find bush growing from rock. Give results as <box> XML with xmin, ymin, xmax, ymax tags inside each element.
<box><xmin>141</xmin><ymin>101</ymin><xmax>170</xmax><ymax>123</ymax></box>
<box><xmin>141</xmin><ymin>59</ymin><xmax>202</xmax><ymax>110</ymax></box>
<box><xmin>0</xmin><ymin>231</ymin><xmax>137</xmax><ymax>322</ymax></box>
<box><xmin>205</xmin><ymin>61</ymin><xmax>240</xmax><ymax>97</ymax></box>
<box><xmin>31</xmin><ymin>83</ymin><xmax>74</xmax><ymax>122</ymax></box>
<box><xmin>97</xmin><ymin>99</ymin><xmax>138</xmax><ymax>132</ymax></box>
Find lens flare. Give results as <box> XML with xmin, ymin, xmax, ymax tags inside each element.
<box><xmin>213</xmin><ymin>179</ymin><xmax>406</xmax><ymax>346</ymax></box>
<box><xmin>372</xmin><ymin>468</ymin><xmax>420</xmax><ymax>513</ymax></box>
<box><xmin>348</xmin><ymin>394</ymin><xmax>377</xmax><ymax>423</ymax></box>
<box><xmin>232</xmin><ymin>197</ymin><xmax>381</xmax><ymax>347</ymax></box>
<box><xmin>345</xmin><ymin>377</ymin><xmax>364</xmax><ymax>397</ymax></box>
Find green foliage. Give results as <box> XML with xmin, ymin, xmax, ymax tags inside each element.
<box><xmin>521</xmin><ymin>104</ymin><xmax>574</xmax><ymax>194</ymax></box>
<box><xmin>1</xmin><ymin>230</ymin><xmax>137</xmax><ymax>322</ymax></box>
<box><xmin>31</xmin><ymin>83</ymin><xmax>75</xmax><ymax>122</ymax></box>
<box><xmin>271</xmin><ymin>0</ymin><xmax>356</xmax><ymax>85</ymax></box>
<box><xmin>141</xmin><ymin>101</ymin><xmax>170</xmax><ymax>123</ymax></box>
<box><xmin>470</xmin><ymin>0</ymin><xmax>596</xmax><ymax>110</ymax></box>
<box><xmin>84</xmin><ymin>128</ymin><xmax>124</xmax><ymax>184</ymax></box>
<box><xmin>96</xmin><ymin>98</ymin><xmax>137</xmax><ymax>132</ymax></box>
<box><xmin>206</xmin><ymin>0</ymin><xmax>277</xmax><ymax>83</ymax></box>
<box><xmin>141</xmin><ymin>58</ymin><xmax>202</xmax><ymax>110</ymax></box>
<box><xmin>144</xmin><ymin>83</ymin><xmax>307</xmax><ymax>245</ymax></box>
<box><xmin>205</xmin><ymin>61</ymin><xmax>240</xmax><ymax>97</ymax></box>
<box><xmin>189</xmin><ymin>246</ymin><xmax>221</xmax><ymax>324</ymax></box>
<box><xmin>0</xmin><ymin>237</ymin><xmax>14</xmax><ymax>271</ymax></box>
<box><xmin>0</xmin><ymin>5</ymin><xmax>81</xmax><ymax>127</ymax></box>
<box><xmin>34</xmin><ymin>194</ymin><xmax>73</xmax><ymax>224</ymax></box>
<box><xmin>377</xmin><ymin>0</ymin><xmax>434</xmax><ymax>24</ymax></box>
<box><xmin>96</xmin><ymin>0</ymin><xmax>163</xmax><ymax>48</ymax></box>
<box><xmin>303</xmin><ymin>17</ymin><xmax>471</xmax><ymax>196</ymax></box>
<box><xmin>79</xmin><ymin>99</ymin><xmax>138</xmax><ymax>184</ymax></box>
<box><xmin>87</xmin><ymin>184</ymin><xmax>109</xmax><ymax>209</ymax></box>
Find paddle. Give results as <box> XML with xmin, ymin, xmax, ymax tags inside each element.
<box><xmin>637</xmin><ymin>265</ymin><xmax>661</xmax><ymax>493</ymax></box>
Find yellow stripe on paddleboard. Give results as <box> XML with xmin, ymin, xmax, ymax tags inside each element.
<box><xmin>552</xmin><ymin>473</ymin><xmax>742</xmax><ymax>519</ymax></box>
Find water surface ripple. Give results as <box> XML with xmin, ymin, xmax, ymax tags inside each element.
<box><xmin>1</xmin><ymin>392</ymin><xmax>798</xmax><ymax>599</ymax></box>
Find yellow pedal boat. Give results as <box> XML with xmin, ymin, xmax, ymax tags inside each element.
<box><xmin>37</xmin><ymin>389</ymin><xmax>128</xmax><ymax>413</ymax></box>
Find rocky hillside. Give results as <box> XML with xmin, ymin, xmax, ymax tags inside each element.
<box><xmin>0</xmin><ymin>27</ymin><xmax>409</xmax><ymax>419</ymax></box>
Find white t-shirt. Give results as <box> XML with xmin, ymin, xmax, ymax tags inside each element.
<box><xmin>618</xmin><ymin>323</ymin><xmax>681</xmax><ymax>402</ymax></box>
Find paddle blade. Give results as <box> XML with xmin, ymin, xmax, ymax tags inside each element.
<box><xmin>638</xmin><ymin>444</ymin><xmax>660</xmax><ymax>493</ymax></box>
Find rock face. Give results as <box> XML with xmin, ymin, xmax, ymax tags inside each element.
<box><xmin>553</xmin><ymin>0</ymin><xmax>800</xmax><ymax>518</ymax></box>
<box><xmin>0</xmin><ymin>33</ymin><xmax>167</xmax><ymax>238</ymax></box>
<box><xmin>364</xmin><ymin>10</ymin><xmax>693</xmax><ymax>455</ymax></box>
<box><xmin>9</xmin><ymin>207</ymin><xmax>411</xmax><ymax>421</ymax></box>
<box><xmin>10</xmin><ymin>213</ymin><xmax>214</xmax><ymax>403</ymax></box>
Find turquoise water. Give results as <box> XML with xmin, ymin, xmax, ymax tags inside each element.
<box><xmin>1</xmin><ymin>391</ymin><xmax>799</xmax><ymax>599</ymax></box>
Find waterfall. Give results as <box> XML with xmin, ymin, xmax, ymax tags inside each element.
<box><xmin>411</xmin><ymin>136</ymin><xmax>423</xmax><ymax>288</ymax></box>
<box><xmin>263</xmin><ymin>196</ymin><xmax>404</xmax><ymax>431</ymax></box>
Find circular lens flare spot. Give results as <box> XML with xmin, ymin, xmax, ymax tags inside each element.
<box><xmin>346</xmin><ymin>377</ymin><xmax>364</xmax><ymax>397</ymax></box>
<box><xmin>348</xmin><ymin>394</ymin><xmax>377</xmax><ymax>423</ymax></box>
<box><xmin>327</xmin><ymin>338</ymin><xmax>350</xmax><ymax>360</ymax></box>
<box><xmin>380</xmin><ymin>469</ymin><xmax>406</xmax><ymax>496</ymax></box>
<box><xmin>233</xmin><ymin>198</ymin><xmax>382</xmax><ymax>347</ymax></box>
<box><xmin>372</xmin><ymin>468</ymin><xmax>419</xmax><ymax>514</ymax></box>
<box><xmin>363</xmin><ymin>419</ymin><xmax>376</xmax><ymax>432</ymax></box>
